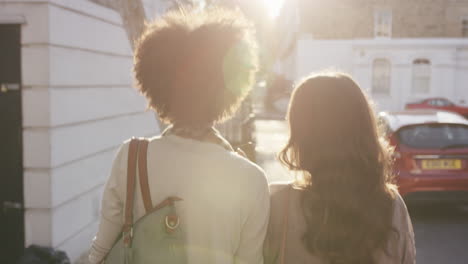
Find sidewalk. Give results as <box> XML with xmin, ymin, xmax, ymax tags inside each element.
<box><xmin>254</xmin><ymin>120</ymin><xmax>293</xmax><ymax>183</ymax></box>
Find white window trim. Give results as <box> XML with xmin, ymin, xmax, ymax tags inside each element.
<box><xmin>462</xmin><ymin>17</ymin><xmax>468</xmax><ymax>37</ymax></box>
<box><xmin>411</xmin><ymin>58</ymin><xmax>431</xmax><ymax>95</ymax></box>
<box><xmin>371</xmin><ymin>58</ymin><xmax>392</xmax><ymax>96</ymax></box>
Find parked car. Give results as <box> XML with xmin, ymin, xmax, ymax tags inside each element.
<box><xmin>405</xmin><ymin>98</ymin><xmax>468</xmax><ymax>119</ymax></box>
<box><xmin>379</xmin><ymin>110</ymin><xmax>468</xmax><ymax>203</ymax></box>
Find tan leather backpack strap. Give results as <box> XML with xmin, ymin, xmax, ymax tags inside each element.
<box><xmin>137</xmin><ymin>138</ymin><xmax>153</xmax><ymax>213</ymax></box>
<box><xmin>123</xmin><ymin>138</ymin><xmax>140</xmax><ymax>247</ymax></box>
<box><xmin>280</xmin><ymin>185</ymin><xmax>291</xmax><ymax>264</ymax></box>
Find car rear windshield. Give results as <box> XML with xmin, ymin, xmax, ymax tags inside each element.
<box><xmin>397</xmin><ymin>124</ymin><xmax>468</xmax><ymax>149</ymax></box>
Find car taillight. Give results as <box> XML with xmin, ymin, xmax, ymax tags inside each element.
<box><xmin>402</xmin><ymin>154</ymin><xmax>422</xmax><ymax>174</ymax></box>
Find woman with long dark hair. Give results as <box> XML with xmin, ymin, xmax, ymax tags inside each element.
<box><xmin>264</xmin><ymin>72</ymin><xmax>415</xmax><ymax>264</ymax></box>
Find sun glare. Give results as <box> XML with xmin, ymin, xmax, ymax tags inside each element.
<box><xmin>263</xmin><ymin>0</ymin><xmax>285</xmax><ymax>19</ymax></box>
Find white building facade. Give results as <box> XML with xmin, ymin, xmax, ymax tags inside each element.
<box><xmin>294</xmin><ymin>38</ymin><xmax>468</xmax><ymax>111</ymax></box>
<box><xmin>0</xmin><ymin>0</ymin><xmax>163</xmax><ymax>262</ymax></box>
<box><xmin>274</xmin><ymin>0</ymin><xmax>468</xmax><ymax>113</ymax></box>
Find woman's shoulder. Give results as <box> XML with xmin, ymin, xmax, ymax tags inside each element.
<box><xmin>118</xmin><ymin>136</ymin><xmax>163</xmax><ymax>152</ymax></box>
<box><xmin>269</xmin><ymin>182</ymin><xmax>293</xmax><ymax>196</ymax></box>
<box><xmin>386</xmin><ymin>187</ymin><xmax>413</xmax><ymax>235</ymax></box>
<box><xmin>387</xmin><ymin>186</ymin><xmax>408</xmax><ymax>213</ymax></box>
<box><xmin>153</xmin><ymin>134</ymin><xmax>268</xmax><ymax>183</ymax></box>
<box><xmin>268</xmin><ymin>181</ymin><xmax>300</xmax><ymax>211</ymax></box>
<box><xmin>267</xmin><ymin>182</ymin><xmax>292</xmax><ymax>222</ymax></box>
<box><xmin>269</xmin><ymin>181</ymin><xmax>304</xmax><ymax>195</ymax></box>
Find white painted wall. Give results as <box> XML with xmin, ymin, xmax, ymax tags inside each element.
<box><xmin>1</xmin><ymin>0</ymin><xmax>160</xmax><ymax>261</ymax></box>
<box><xmin>295</xmin><ymin>38</ymin><xmax>355</xmax><ymax>78</ymax></box>
<box><xmin>294</xmin><ymin>38</ymin><xmax>468</xmax><ymax>112</ymax></box>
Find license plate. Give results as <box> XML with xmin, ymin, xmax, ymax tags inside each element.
<box><xmin>421</xmin><ymin>159</ymin><xmax>462</xmax><ymax>170</ymax></box>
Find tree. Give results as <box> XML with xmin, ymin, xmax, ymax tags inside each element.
<box><xmin>91</xmin><ymin>0</ymin><xmax>202</xmax><ymax>49</ymax></box>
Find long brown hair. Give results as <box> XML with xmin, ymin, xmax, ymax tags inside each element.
<box><xmin>279</xmin><ymin>72</ymin><xmax>397</xmax><ymax>264</ymax></box>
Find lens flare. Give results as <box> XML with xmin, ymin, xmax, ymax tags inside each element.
<box><xmin>263</xmin><ymin>0</ymin><xmax>284</xmax><ymax>19</ymax></box>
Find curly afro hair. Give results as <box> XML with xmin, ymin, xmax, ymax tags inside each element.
<box><xmin>133</xmin><ymin>7</ymin><xmax>258</xmax><ymax>126</ymax></box>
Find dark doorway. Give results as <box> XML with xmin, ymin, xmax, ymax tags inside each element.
<box><xmin>0</xmin><ymin>24</ymin><xmax>24</xmax><ymax>263</ymax></box>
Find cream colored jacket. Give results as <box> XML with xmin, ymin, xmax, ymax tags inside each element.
<box><xmin>89</xmin><ymin>135</ymin><xmax>270</xmax><ymax>264</ymax></box>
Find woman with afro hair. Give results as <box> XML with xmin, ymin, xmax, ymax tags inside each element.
<box><xmin>89</xmin><ymin>8</ymin><xmax>269</xmax><ymax>264</ymax></box>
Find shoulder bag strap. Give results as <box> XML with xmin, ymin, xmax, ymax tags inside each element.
<box><xmin>137</xmin><ymin>138</ymin><xmax>153</xmax><ymax>213</ymax></box>
<box><xmin>123</xmin><ymin>138</ymin><xmax>140</xmax><ymax>247</ymax></box>
<box><xmin>280</xmin><ymin>185</ymin><xmax>291</xmax><ymax>264</ymax></box>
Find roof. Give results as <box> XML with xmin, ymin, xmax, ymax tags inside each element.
<box><xmin>379</xmin><ymin>110</ymin><xmax>468</xmax><ymax>131</ymax></box>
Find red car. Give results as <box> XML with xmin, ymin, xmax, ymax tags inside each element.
<box><xmin>405</xmin><ymin>98</ymin><xmax>468</xmax><ymax>119</ymax></box>
<box><xmin>379</xmin><ymin>110</ymin><xmax>468</xmax><ymax>202</ymax></box>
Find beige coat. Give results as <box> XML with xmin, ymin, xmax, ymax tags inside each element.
<box><xmin>89</xmin><ymin>135</ymin><xmax>270</xmax><ymax>264</ymax></box>
<box><xmin>264</xmin><ymin>183</ymin><xmax>416</xmax><ymax>264</ymax></box>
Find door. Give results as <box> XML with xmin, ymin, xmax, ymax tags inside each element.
<box><xmin>0</xmin><ymin>24</ymin><xmax>24</xmax><ymax>263</ymax></box>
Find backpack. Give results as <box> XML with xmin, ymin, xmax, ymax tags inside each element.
<box><xmin>104</xmin><ymin>138</ymin><xmax>187</xmax><ymax>264</ymax></box>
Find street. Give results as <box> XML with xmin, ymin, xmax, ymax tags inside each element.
<box><xmin>410</xmin><ymin>204</ymin><xmax>468</xmax><ymax>264</ymax></box>
<box><xmin>255</xmin><ymin>120</ymin><xmax>468</xmax><ymax>264</ymax></box>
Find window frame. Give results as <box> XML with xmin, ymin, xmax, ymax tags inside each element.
<box><xmin>411</xmin><ymin>58</ymin><xmax>431</xmax><ymax>95</ymax></box>
<box><xmin>371</xmin><ymin>58</ymin><xmax>392</xmax><ymax>95</ymax></box>
<box><xmin>374</xmin><ymin>9</ymin><xmax>392</xmax><ymax>38</ymax></box>
<box><xmin>462</xmin><ymin>19</ymin><xmax>468</xmax><ymax>38</ymax></box>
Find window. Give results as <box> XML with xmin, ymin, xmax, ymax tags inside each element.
<box><xmin>441</xmin><ymin>99</ymin><xmax>453</xmax><ymax>106</ymax></box>
<box><xmin>374</xmin><ymin>9</ymin><xmax>392</xmax><ymax>38</ymax></box>
<box><xmin>433</xmin><ymin>99</ymin><xmax>453</xmax><ymax>107</ymax></box>
<box><xmin>412</xmin><ymin>59</ymin><xmax>431</xmax><ymax>94</ymax></box>
<box><xmin>463</xmin><ymin>19</ymin><xmax>468</xmax><ymax>37</ymax></box>
<box><xmin>372</xmin><ymin>58</ymin><xmax>391</xmax><ymax>95</ymax></box>
<box><xmin>427</xmin><ymin>99</ymin><xmax>437</xmax><ymax>106</ymax></box>
<box><xmin>398</xmin><ymin>124</ymin><xmax>468</xmax><ymax>149</ymax></box>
